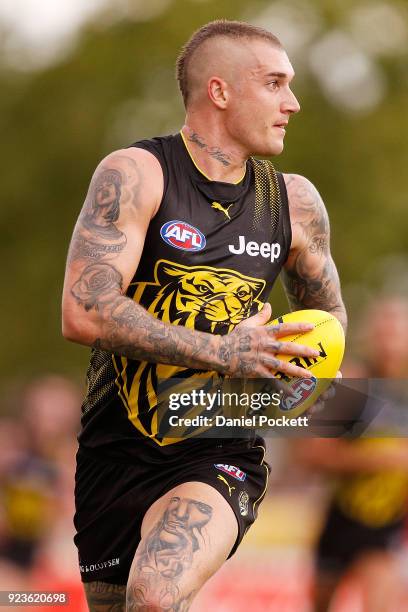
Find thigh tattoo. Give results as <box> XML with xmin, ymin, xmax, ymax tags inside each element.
<box><xmin>127</xmin><ymin>495</ymin><xmax>213</xmax><ymax>611</ymax></box>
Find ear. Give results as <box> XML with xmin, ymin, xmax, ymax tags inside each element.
<box><xmin>208</xmin><ymin>76</ymin><xmax>229</xmax><ymax>109</ymax></box>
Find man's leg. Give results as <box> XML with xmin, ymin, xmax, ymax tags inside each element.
<box><xmin>83</xmin><ymin>581</ymin><xmax>126</xmax><ymax>611</ymax></box>
<box><xmin>126</xmin><ymin>481</ymin><xmax>238</xmax><ymax>611</ymax></box>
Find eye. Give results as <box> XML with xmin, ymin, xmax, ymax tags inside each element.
<box><xmin>237</xmin><ymin>289</ymin><xmax>249</xmax><ymax>298</ymax></box>
<box><xmin>196</xmin><ymin>284</ymin><xmax>208</xmax><ymax>293</ymax></box>
<box><xmin>267</xmin><ymin>80</ymin><xmax>279</xmax><ymax>90</ymax></box>
<box><xmin>196</xmin><ymin>502</ymin><xmax>212</xmax><ymax>515</ymax></box>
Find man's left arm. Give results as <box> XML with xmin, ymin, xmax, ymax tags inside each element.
<box><xmin>281</xmin><ymin>173</ymin><xmax>347</xmax><ymax>332</ymax></box>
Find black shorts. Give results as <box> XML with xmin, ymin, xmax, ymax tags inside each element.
<box><xmin>74</xmin><ymin>438</ymin><xmax>269</xmax><ymax>584</ymax></box>
<box><xmin>317</xmin><ymin>504</ymin><xmax>404</xmax><ymax>574</ymax></box>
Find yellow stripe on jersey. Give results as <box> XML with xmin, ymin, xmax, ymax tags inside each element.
<box><xmin>112</xmin><ymin>354</ymin><xmax>132</xmax><ymax>418</ymax></box>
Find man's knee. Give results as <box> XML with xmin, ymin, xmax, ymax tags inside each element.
<box><xmin>83</xmin><ymin>581</ymin><xmax>126</xmax><ymax>611</ymax></box>
<box><xmin>126</xmin><ymin>568</ymin><xmax>196</xmax><ymax>611</ymax></box>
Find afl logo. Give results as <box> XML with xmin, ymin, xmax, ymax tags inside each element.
<box><xmin>160</xmin><ymin>220</ymin><xmax>206</xmax><ymax>252</ymax></box>
<box><xmin>280</xmin><ymin>377</ymin><xmax>317</xmax><ymax>411</ymax></box>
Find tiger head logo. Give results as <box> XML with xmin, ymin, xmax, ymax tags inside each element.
<box><xmin>132</xmin><ymin>260</ymin><xmax>266</xmax><ymax>333</ymax></box>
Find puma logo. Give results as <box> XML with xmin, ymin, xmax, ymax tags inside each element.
<box><xmin>211</xmin><ymin>201</ymin><xmax>234</xmax><ymax>220</ymax></box>
<box><xmin>217</xmin><ymin>474</ymin><xmax>235</xmax><ymax>496</ymax></box>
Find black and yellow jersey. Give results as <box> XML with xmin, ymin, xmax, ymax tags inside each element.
<box><xmin>334</xmin><ymin>438</ymin><xmax>408</xmax><ymax>528</ymax></box>
<box><xmin>78</xmin><ymin>132</ymin><xmax>292</xmax><ymax>456</ymax></box>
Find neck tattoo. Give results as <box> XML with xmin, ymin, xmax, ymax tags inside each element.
<box><xmin>187</xmin><ymin>131</ymin><xmax>232</xmax><ymax>167</ymax></box>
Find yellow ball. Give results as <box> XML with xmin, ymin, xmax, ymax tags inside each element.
<box><xmin>265</xmin><ymin>309</ymin><xmax>345</xmax><ymax>417</ymax></box>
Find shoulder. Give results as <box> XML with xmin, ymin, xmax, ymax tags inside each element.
<box><xmin>95</xmin><ymin>147</ymin><xmax>164</xmax><ymax>218</ymax></box>
<box><xmin>101</xmin><ymin>146</ymin><xmax>163</xmax><ymax>183</ymax></box>
<box><xmin>283</xmin><ymin>173</ymin><xmax>323</xmax><ymax>207</ymax></box>
<box><xmin>282</xmin><ymin>173</ymin><xmax>330</xmax><ymax>251</ymax></box>
<box><xmin>283</xmin><ymin>173</ymin><xmax>329</xmax><ymax>223</ymax></box>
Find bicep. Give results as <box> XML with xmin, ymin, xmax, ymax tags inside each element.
<box><xmin>62</xmin><ymin>149</ymin><xmax>161</xmax><ymax>337</ymax></box>
<box><xmin>281</xmin><ymin>174</ymin><xmax>344</xmax><ymax>317</ymax></box>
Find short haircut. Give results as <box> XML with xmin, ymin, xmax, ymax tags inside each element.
<box><xmin>176</xmin><ymin>19</ymin><xmax>283</xmax><ymax>108</ymax></box>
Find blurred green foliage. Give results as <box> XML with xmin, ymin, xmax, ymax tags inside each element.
<box><xmin>1</xmin><ymin>0</ymin><xmax>407</xmax><ymax>391</ymax></box>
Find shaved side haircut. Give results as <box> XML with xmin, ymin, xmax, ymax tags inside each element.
<box><xmin>176</xmin><ymin>19</ymin><xmax>283</xmax><ymax>108</ymax></box>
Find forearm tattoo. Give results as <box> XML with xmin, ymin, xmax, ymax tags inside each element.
<box><xmin>71</xmin><ymin>259</ymin><xmax>225</xmax><ymax>369</ymax></box>
<box><xmin>282</xmin><ymin>175</ymin><xmax>347</xmax><ymax>332</ymax></box>
<box><xmin>70</xmin><ymin>247</ymin><xmax>265</xmax><ymax>372</ymax></box>
<box><xmin>126</xmin><ymin>496</ymin><xmax>213</xmax><ymax>611</ymax></box>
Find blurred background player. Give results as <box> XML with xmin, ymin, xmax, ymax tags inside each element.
<box><xmin>293</xmin><ymin>296</ymin><xmax>408</xmax><ymax>612</ymax></box>
<box><xmin>0</xmin><ymin>376</ymin><xmax>86</xmax><ymax>609</ymax></box>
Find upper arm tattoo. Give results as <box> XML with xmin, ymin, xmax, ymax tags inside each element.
<box><xmin>71</xmin><ymin>263</ymin><xmax>123</xmax><ymax>311</ymax></box>
<box><xmin>66</xmin><ymin>153</ymin><xmax>242</xmax><ymax>372</ymax></box>
<box><xmin>68</xmin><ymin>155</ymin><xmax>142</xmax><ymax>263</ymax></box>
<box><xmin>282</xmin><ymin>175</ymin><xmax>347</xmax><ymax>331</ymax></box>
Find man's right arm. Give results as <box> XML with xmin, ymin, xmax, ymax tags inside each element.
<box><xmin>62</xmin><ymin>149</ymin><xmax>318</xmax><ymax>379</ymax></box>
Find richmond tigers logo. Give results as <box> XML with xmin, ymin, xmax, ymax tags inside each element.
<box><xmin>129</xmin><ymin>259</ymin><xmax>266</xmax><ymax>333</ymax></box>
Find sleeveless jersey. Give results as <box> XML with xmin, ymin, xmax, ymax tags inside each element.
<box><xmin>78</xmin><ymin>133</ymin><xmax>292</xmax><ymax>456</ymax></box>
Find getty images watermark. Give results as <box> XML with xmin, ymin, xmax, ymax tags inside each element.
<box><xmin>167</xmin><ymin>389</ymin><xmax>309</xmax><ymax>429</ymax></box>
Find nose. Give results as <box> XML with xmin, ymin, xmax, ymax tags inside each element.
<box><xmin>174</xmin><ymin>500</ymin><xmax>189</xmax><ymax>519</ymax></box>
<box><xmin>282</xmin><ymin>88</ymin><xmax>300</xmax><ymax>115</ymax></box>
